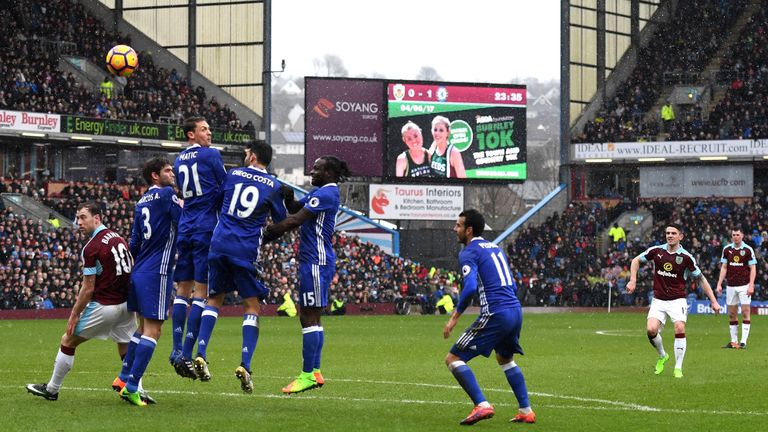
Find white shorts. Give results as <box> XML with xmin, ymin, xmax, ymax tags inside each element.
<box><xmin>73</xmin><ymin>301</ymin><xmax>137</xmax><ymax>343</ymax></box>
<box><xmin>726</xmin><ymin>284</ymin><xmax>751</xmax><ymax>306</ymax></box>
<box><xmin>647</xmin><ymin>297</ymin><xmax>688</xmax><ymax>324</ymax></box>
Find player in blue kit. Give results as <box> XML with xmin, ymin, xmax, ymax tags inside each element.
<box><xmin>170</xmin><ymin>117</ymin><xmax>226</xmax><ymax>380</ymax></box>
<box><xmin>443</xmin><ymin>209</ymin><xmax>536</xmax><ymax>425</ymax></box>
<box><xmin>192</xmin><ymin>140</ymin><xmax>286</xmax><ymax>392</ymax></box>
<box><xmin>113</xmin><ymin>157</ymin><xmax>182</xmax><ymax>406</ymax></box>
<box><xmin>265</xmin><ymin>156</ymin><xmax>351</xmax><ymax>394</ymax></box>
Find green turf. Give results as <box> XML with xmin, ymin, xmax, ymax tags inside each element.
<box><xmin>2</xmin><ymin>313</ymin><xmax>766</xmax><ymax>431</ymax></box>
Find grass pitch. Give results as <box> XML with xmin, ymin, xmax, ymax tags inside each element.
<box><xmin>2</xmin><ymin>312</ymin><xmax>766</xmax><ymax>431</ymax></box>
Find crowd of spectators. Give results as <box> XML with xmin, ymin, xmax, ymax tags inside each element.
<box><xmin>504</xmin><ymin>196</ymin><xmax>768</xmax><ymax>309</ymax></box>
<box><xmin>0</xmin><ymin>178</ymin><xmax>460</xmax><ymax>310</ymax></box>
<box><xmin>573</xmin><ymin>0</ymin><xmax>745</xmax><ymax>144</ymax></box>
<box><xmin>0</xmin><ymin>0</ymin><xmax>253</xmax><ymax>130</ymax></box>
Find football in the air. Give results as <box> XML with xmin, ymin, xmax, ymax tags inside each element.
<box><xmin>106</xmin><ymin>44</ymin><xmax>139</xmax><ymax>77</ymax></box>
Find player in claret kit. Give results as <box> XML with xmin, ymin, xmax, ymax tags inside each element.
<box><xmin>26</xmin><ymin>203</ymin><xmax>137</xmax><ymax>401</ymax></box>
<box><xmin>192</xmin><ymin>140</ymin><xmax>286</xmax><ymax>392</ymax></box>
<box><xmin>170</xmin><ymin>116</ymin><xmax>226</xmax><ymax>380</ymax></box>
<box><xmin>443</xmin><ymin>209</ymin><xmax>535</xmax><ymax>425</ymax></box>
<box><xmin>715</xmin><ymin>228</ymin><xmax>757</xmax><ymax>349</ymax></box>
<box><xmin>627</xmin><ymin>224</ymin><xmax>721</xmax><ymax>378</ymax></box>
<box><xmin>113</xmin><ymin>157</ymin><xmax>182</xmax><ymax>406</ymax></box>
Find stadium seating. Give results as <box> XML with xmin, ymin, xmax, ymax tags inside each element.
<box><xmin>0</xmin><ymin>0</ymin><xmax>253</xmax><ymax>130</ymax></box>
<box><xmin>573</xmin><ymin>0</ymin><xmax>746</xmax><ymax>144</ymax></box>
<box><xmin>1</xmin><ymin>178</ymin><xmax>459</xmax><ymax>310</ymax></box>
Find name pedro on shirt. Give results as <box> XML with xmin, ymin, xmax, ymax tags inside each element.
<box><xmin>232</xmin><ymin>169</ymin><xmax>275</xmax><ymax>187</ymax></box>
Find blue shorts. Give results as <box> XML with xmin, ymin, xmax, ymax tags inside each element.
<box><xmin>450</xmin><ymin>307</ymin><xmax>524</xmax><ymax>362</ymax></box>
<box><xmin>298</xmin><ymin>262</ymin><xmax>335</xmax><ymax>308</ymax></box>
<box><xmin>208</xmin><ymin>252</ymin><xmax>269</xmax><ymax>301</ymax></box>
<box><xmin>128</xmin><ymin>271</ymin><xmax>174</xmax><ymax>320</ymax></box>
<box><xmin>174</xmin><ymin>231</ymin><xmax>212</xmax><ymax>283</ymax></box>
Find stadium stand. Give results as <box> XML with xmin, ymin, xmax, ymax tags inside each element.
<box><xmin>0</xmin><ymin>0</ymin><xmax>254</xmax><ymax>130</ymax></box>
<box><xmin>573</xmin><ymin>0</ymin><xmax>746</xmax><ymax>144</ymax></box>
<box><xmin>1</xmin><ymin>178</ymin><xmax>460</xmax><ymax>310</ymax></box>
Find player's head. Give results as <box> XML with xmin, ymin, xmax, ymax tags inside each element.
<box><xmin>665</xmin><ymin>223</ymin><xmax>684</xmax><ymax>246</ymax></box>
<box><xmin>731</xmin><ymin>227</ymin><xmax>744</xmax><ymax>244</ymax></box>
<box><xmin>400</xmin><ymin>121</ymin><xmax>423</xmax><ymax>150</ymax></box>
<box><xmin>431</xmin><ymin>115</ymin><xmax>450</xmax><ymax>144</ymax></box>
<box><xmin>183</xmin><ymin>116</ymin><xmax>211</xmax><ymax>146</ymax></box>
<box><xmin>244</xmin><ymin>139</ymin><xmax>273</xmax><ymax>167</ymax></box>
<box><xmin>311</xmin><ymin>156</ymin><xmax>351</xmax><ymax>186</ymax></box>
<box><xmin>455</xmin><ymin>209</ymin><xmax>485</xmax><ymax>245</ymax></box>
<box><xmin>142</xmin><ymin>156</ymin><xmax>174</xmax><ymax>187</ymax></box>
<box><xmin>76</xmin><ymin>202</ymin><xmax>103</xmax><ymax>236</ymax></box>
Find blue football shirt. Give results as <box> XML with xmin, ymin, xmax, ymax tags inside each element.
<box><xmin>297</xmin><ymin>183</ymin><xmax>340</xmax><ymax>266</ymax></box>
<box><xmin>456</xmin><ymin>237</ymin><xmax>520</xmax><ymax>315</ymax></box>
<box><xmin>209</xmin><ymin>166</ymin><xmax>287</xmax><ymax>261</ymax></box>
<box><xmin>130</xmin><ymin>185</ymin><xmax>182</xmax><ymax>275</ymax></box>
<box><xmin>173</xmin><ymin>144</ymin><xmax>226</xmax><ymax>235</ymax></box>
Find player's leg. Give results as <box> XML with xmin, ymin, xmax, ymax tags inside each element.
<box><xmin>739</xmin><ymin>288</ymin><xmax>751</xmax><ymax>348</ymax></box>
<box><xmin>668</xmin><ymin>298</ymin><xmax>688</xmax><ymax>378</ymax></box>
<box><xmin>117</xmin><ymin>318</ymin><xmax>144</xmax><ymax>388</ymax></box>
<box><xmin>725</xmin><ymin>285</ymin><xmax>740</xmax><ymax>348</ymax></box>
<box><xmin>171</xmin><ymin>236</ymin><xmax>194</xmax><ymax>362</ymax></box>
<box><xmin>646</xmin><ymin>300</ymin><xmax>669</xmax><ymax>374</ymax></box>
<box><xmin>119</xmin><ymin>317</ymin><xmax>161</xmax><ymax>406</ymax></box>
<box><xmin>282</xmin><ymin>263</ymin><xmax>328</xmax><ymax>394</ymax></box>
<box><xmin>180</xmin><ymin>236</ymin><xmax>212</xmax><ymax>364</ymax></box>
<box><xmin>495</xmin><ymin>308</ymin><xmax>535</xmax><ymax>423</ymax></box>
<box><xmin>26</xmin><ymin>332</ymin><xmax>88</xmax><ymax>400</ymax></box>
<box><xmin>311</xmin><ymin>264</ymin><xmax>332</xmax><ymax>386</ymax></box>
<box><xmin>235</xmin><ymin>296</ymin><xmax>262</xmax><ymax>394</ymax></box>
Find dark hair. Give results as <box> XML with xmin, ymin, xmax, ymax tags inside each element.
<box><xmin>142</xmin><ymin>156</ymin><xmax>171</xmax><ymax>185</ymax></box>
<box><xmin>183</xmin><ymin>116</ymin><xmax>206</xmax><ymax>138</ymax></box>
<box><xmin>731</xmin><ymin>227</ymin><xmax>744</xmax><ymax>234</ymax></box>
<box><xmin>247</xmin><ymin>139</ymin><xmax>273</xmax><ymax>166</ymax></box>
<box><xmin>319</xmin><ymin>156</ymin><xmax>351</xmax><ymax>183</ymax></box>
<box><xmin>78</xmin><ymin>201</ymin><xmax>102</xmax><ymax>217</ymax></box>
<box><xmin>666</xmin><ymin>223</ymin><xmax>683</xmax><ymax>234</ymax></box>
<box><xmin>459</xmin><ymin>209</ymin><xmax>485</xmax><ymax>236</ymax></box>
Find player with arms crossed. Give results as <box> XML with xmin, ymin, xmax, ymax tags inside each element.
<box><xmin>192</xmin><ymin>140</ymin><xmax>286</xmax><ymax>392</ymax></box>
<box><xmin>27</xmin><ymin>203</ymin><xmax>137</xmax><ymax>401</ymax></box>
<box><xmin>443</xmin><ymin>209</ymin><xmax>535</xmax><ymax>425</ymax></box>
<box><xmin>113</xmin><ymin>157</ymin><xmax>182</xmax><ymax>406</ymax></box>
<box><xmin>716</xmin><ymin>228</ymin><xmax>757</xmax><ymax>349</ymax></box>
<box><xmin>266</xmin><ymin>156</ymin><xmax>351</xmax><ymax>394</ymax></box>
<box><xmin>171</xmin><ymin>116</ymin><xmax>226</xmax><ymax>380</ymax></box>
<box><xmin>627</xmin><ymin>224</ymin><xmax>721</xmax><ymax>378</ymax></box>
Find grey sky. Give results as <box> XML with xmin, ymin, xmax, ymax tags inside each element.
<box><xmin>272</xmin><ymin>1</ymin><xmax>561</xmax><ymax>83</ymax></box>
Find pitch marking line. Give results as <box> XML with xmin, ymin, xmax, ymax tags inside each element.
<box><xmin>595</xmin><ymin>329</ymin><xmax>642</xmax><ymax>337</ymax></box>
<box><xmin>4</xmin><ymin>379</ymin><xmax>767</xmax><ymax>417</ymax></box>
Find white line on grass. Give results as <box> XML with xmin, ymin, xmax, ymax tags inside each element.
<box><xmin>4</xmin><ymin>382</ymin><xmax>768</xmax><ymax>417</ymax></box>
<box><xmin>595</xmin><ymin>330</ymin><xmax>642</xmax><ymax>337</ymax></box>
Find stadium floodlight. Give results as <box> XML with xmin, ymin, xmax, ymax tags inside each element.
<box><xmin>20</xmin><ymin>132</ymin><xmax>47</xmax><ymax>138</ymax></box>
<box><xmin>117</xmin><ymin>139</ymin><xmax>140</xmax><ymax>145</ymax></box>
<box><xmin>584</xmin><ymin>158</ymin><xmax>612</xmax><ymax>163</ymax></box>
<box><xmin>71</xmin><ymin>135</ymin><xmax>93</xmax><ymax>141</ymax></box>
<box><xmin>699</xmin><ymin>156</ymin><xmax>727</xmax><ymax>161</ymax></box>
<box><xmin>637</xmin><ymin>157</ymin><xmax>666</xmax><ymax>162</ymax></box>
<box><xmin>161</xmin><ymin>142</ymin><xmax>183</xmax><ymax>148</ymax></box>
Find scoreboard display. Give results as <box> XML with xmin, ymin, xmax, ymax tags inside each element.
<box><xmin>385</xmin><ymin>81</ymin><xmax>527</xmax><ymax>182</ymax></box>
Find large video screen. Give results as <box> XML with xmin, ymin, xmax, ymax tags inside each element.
<box><xmin>385</xmin><ymin>81</ymin><xmax>527</xmax><ymax>182</ymax></box>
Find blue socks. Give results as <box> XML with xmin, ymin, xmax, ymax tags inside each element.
<box><xmin>126</xmin><ymin>336</ymin><xmax>157</xmax><ymax>393</ymax></box>
<box><xmin>313</xmin><ymin>327</ymin><xmax>324</xmax><ymax>370</ymax></box>
<box><xmin>502</xmin><ymin>361</ymin><xmax>530</xmax><ymax>409</ymax></box>
<box><xmin>241</xmin><ymin>314</ymin><xmax>259</xmax><ymax>371</ymax></box>
<box><xmin>181</xmin><ymin>297</ymin><xmax>206</xmax><ymax>359</ymax></box>
<box><xmin>170</xmin><ymin>296</ymin><xmax>190</xmax><ymax>354</ymax></box>
<box><xmin>449</xmin><ymin>361</ymin><xmax>486</xmax><ymax>405</ymax></box>
<box><xmin>195</xmin><ymin>305</ymin><xmax>219</xmax><ymax>360</ymax></box>
<box><xmin>119</xmin><ymin>331</ymin><xmax>141</xmax><ymax>382</ymax></box>
<box><xmin>302</xmin><ymin>326</ymin><xmax>322</xmax><ymax>373</ymax></box>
